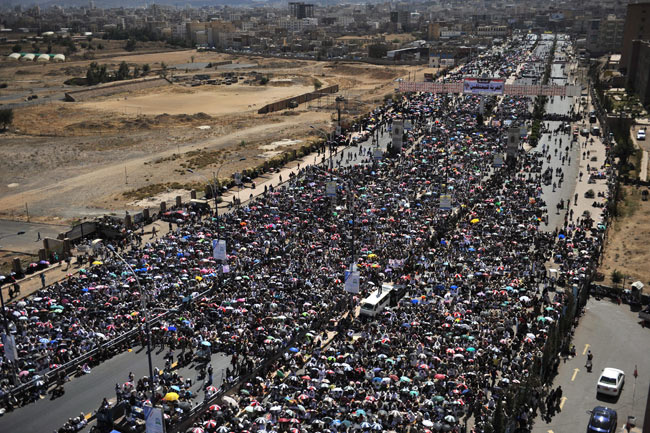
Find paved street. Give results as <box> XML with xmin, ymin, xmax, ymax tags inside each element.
<box><xmin>0</xmin><ymin>219</ymin><xmax>67</xmax><ymax>253</ymax></box>
<box><xmin>533</xmin><ymin>298</ymin><xmax>649</xmax><ymax>433</ymax></box>
<box><xmin>0</xmin><ymin>348</ymin><xmax>230</xmax><ymax>433</ymax></box>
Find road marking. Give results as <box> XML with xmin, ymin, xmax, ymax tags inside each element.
<box><xmin>559</xmin><ymin>397</ymin><xmax>567</xmax><ymax>410</ymax></box>
<box><xmin>572</xmin><ymin>368</ymin><xmax>579</xmax><ymax>381</ymax></box>
<box><xmin>582</xmin><ymin>344</ymin><xmax>590</xmax><ymax>355</ymax></box>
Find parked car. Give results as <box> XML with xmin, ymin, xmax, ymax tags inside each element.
<box><xmin>637</xmin><ymin>129</ymin><xmax>646</xmax><ymax>141</ymax></box>
<box><xmin>597</xmin><ymin>368</ymin><xmax>625</xmax><ymax>397</ymax></box>
<box><xmin>162</xmin><ymin>210</ymin><xmax>190</xmax><ymax>222</ymax></box>
<box><xmin>586</xmin><ymin>406</ymin><xmax>617</xmax><ymax>433</ymax></box>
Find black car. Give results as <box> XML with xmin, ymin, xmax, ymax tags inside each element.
<box><xmin>587</xmin><ymin>406</ymin><xmax>617</xmax><ymax>433</ymax></box>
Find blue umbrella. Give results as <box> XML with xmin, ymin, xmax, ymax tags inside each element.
<box><xmin>39</xmin><ymin>338</ymin><xmax>50</xmax><ymax>344</ymax></box>
<box><xmin>289</xmin><ymin>347</ymin><xmax>299</xmax><ymax>353</ymax></box>
<box><xmin>411</xmin><ymin>299</ymin><xmax>419</xmax><ymax>304</ymax></box>
<box><xmin>170</xmin><ymin>385</ymin><xmax>181</xmax><ymax>392</ymax></box>
<box><xmin>168</xmin><ymin>326</ymin><xmax>177</xmax><ymax>332</ymax></box>
<box><xmin>201</xmin><ymin>341</ymin><xmax>211</xmax><ymax>347</ymax></box>
<box><xmin>402</xmin><ymin>323</ymin><xmax>411</xmax><ymax>328</ymax></box>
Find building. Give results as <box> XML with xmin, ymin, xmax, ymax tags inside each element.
<box><xmin>289</xmin><ymin>2</ymin><xmax>314</xmax><ymax>20</ymax></box>
<box><xmin>585</xmin><ymin>15</ymin><xmax>624</xmax><ymax>55</ymax></box>
<box><xmin>476</xmin><ymin>25</ymin><xmax>508</xmax><ymax>37</ymax></box>
<box><xmin>621</xmin><ymin>2</ymin><xmax>650</xmax><ymax>71</ymax></box>
<box><xmin>626</xmin><ymin>39</ymin><xmax>650</xmax><ymax>105</ymax></box>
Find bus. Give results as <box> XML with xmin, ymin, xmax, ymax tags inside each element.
<box><xmin>359</xmin><ymin>284</ymin><xmax>394</xmax><ymax>317</ymax></box>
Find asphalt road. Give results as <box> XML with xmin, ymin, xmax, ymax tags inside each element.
<box><xmin>0</xmin><ymin>219</ymin><xmax>68</xmax><ymax>253</ymax></box>
<box><xmin>0</xmin><ymin>348</ymin><xmax>230</xmax><ymax>433</ymax></box>
<box><xmin>532</xmin><ymin>298</ymin><xmax>649</xmax><ymax>433</ymax></box>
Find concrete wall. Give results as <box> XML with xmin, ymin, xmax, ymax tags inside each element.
<box><xmin>64</xmin><ymin>77</ymin><xmax>170</xmax><ymax>102</ymax></box>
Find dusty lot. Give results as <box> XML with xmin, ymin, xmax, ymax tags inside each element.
<box><xmin>598</xmin><ymin>185</ymin><xmax>650</xmax><ymax>293</ymax></box>
<box><xmin>80</xmin><ymin>81</ymin><xmax>314</xmax><ymax>116</ymax></box>
<box><xmin>0</xmin><ymin>46</ymin><xmax>425</xmax><ymax>223</ymax></box>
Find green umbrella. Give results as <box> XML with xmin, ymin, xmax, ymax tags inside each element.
<box><xmin>466</xmin><ymin>347</ymin><xmax>476</xmax><ymax>352</ymax></box>
<box><xmin>433</xmin><ymin>396</ymin><xmax>445</xmax><ymax>402</ymax></box>
<box><xmin>276</xmin><ymin>370</ymin><xmax>285</xmax><ymax>378</ymax></box>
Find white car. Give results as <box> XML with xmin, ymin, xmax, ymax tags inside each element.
<box><xmin>597</xmin><ymin>368</ymin><xmax>625</xmax><ymax>397</ymax></box>
<box><xmin>638</xmin><ymin>130</ymin><xmax>646</xmax><ymax>141</ymax></box>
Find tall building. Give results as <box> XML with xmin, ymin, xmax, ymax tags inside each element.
<box><xmin>627</xmin><ymin>39</ymin><xmax>650</xmax><ymax>105</ymax></box>
<box><xmin>289</xmin><ymin>2</ymin><xmax>314</xmax><ymax>20</ymax></box>
<box><xmin>621</xmin><ymin>2</ymin><xmax>650</xmax><ymax>71</ymax></box>
<box><xmin>586</xmin><ymin>15</ymin><xmax>625</xmax><ymax>55</ymax></box>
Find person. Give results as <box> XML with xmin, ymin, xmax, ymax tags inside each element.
<box><xmin>40</xmin><ymin>273</ymin><xmax>46</xmax><ymax>289</ymax></box>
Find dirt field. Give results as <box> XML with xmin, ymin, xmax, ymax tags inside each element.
<box><xmin>0</xmin><ymin>45</ymin><xmax>427</xmax><ymax>224</ymax></box>
<box><xmin>80</xmin><ymin>81</ymin><xmax>314</xmax><ymax>116</ymax></box>
<box><xmin>598</xmin><ymin>185</ymin><xmax>650</xmax><ymax>293</ymax></box>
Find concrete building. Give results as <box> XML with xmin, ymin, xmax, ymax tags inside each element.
<box><xmin>289</xmin><ymin>2</ymin><xmax>314</xmax><ymax>20</ymax></box>
<box><xmin>586</xmin><ymin>15</ymin><xmax>624</xmax><ymax>55</ymax></box>
<box><xmin>626</xmin><ymin>39</ymin><xmax>650</xmax><ymax>105</ymax></box>
<box><xmin>476</xmin><ymin>25</ymin><xmax>508</xmax><ymax>37</ymax></box>
<box><xmin>621</xmin><ymin>2</ymin><xmax>650</xmax><ymax>71</ymax></box>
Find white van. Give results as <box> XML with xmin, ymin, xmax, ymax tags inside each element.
<box><xmin>359</xmin><ymin>284</ymin><xmax>394</xmax><ymax>317</ymax></box>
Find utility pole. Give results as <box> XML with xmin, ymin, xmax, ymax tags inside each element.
<box><xmin>25</xmin><ymin>203</ymin><xmax>29</xmax><ymax>222</ymax></box>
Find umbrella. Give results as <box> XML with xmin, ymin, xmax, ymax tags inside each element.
<box><xmin>163</xmin><ymin>392</ymin><xmax>180</xmax><ymax>401</ymax></box>
<box><xmin>190</xmin><ymin>428</ymin><xmax>204</xmax><ymax>433</ymax></box>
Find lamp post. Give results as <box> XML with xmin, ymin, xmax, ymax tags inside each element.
<box><xmin>188</xmin><ymin>157</ymin><xmax>246</xmax><ymax>218</ymax></box>
<box><xmin>107</xmin><ymin>244</ymin><xmax>156</xmax><ymax>400</ymax></box>
<box><xmin>310</xmin><ymin>125</ymin><xmax>332</xmax><ymax>169</ymax></box>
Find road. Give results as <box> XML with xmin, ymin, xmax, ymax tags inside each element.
<box><xmin>0</xmin><ymin>219</ymin><xmax>68</xmax><ymax>253</ymax></box>
<box><xmin>0</xmin><ymin>347</ymin><xmax>230</xmax><ymax>433</ymax></box>
<box><xmin>532</xmin><ymin>298</ymin><xmax>649</xmax><ymax>433</ymax></box>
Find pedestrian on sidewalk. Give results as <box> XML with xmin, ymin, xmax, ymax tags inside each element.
<box><xmin>40</xmin><ymin>273</ymin><xmax>46</xmax><ymax>289</ymax></box>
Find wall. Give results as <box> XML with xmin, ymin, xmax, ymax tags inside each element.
<box><xmin>257</xmin><ymin>84</ymin><xmax>338</xmax><ymax>114</ymax></box>
<box><xmin>64</xmin><ymin>77</ymin><xmax>170</xmax><ymax>102</ymax></box>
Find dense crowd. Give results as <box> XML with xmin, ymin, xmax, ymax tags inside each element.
<box><xmin>0</xmin><ymin>35</ymin><xmax>612</xmax><ymax>433</ymax></box>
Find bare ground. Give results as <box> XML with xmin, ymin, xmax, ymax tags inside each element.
<box><xmin>0</xmin><ymin>48</ymin><xmax>428</xmax><ymax>223</ymax></box>
<box><xmin>598</xmin><ymin>185</ymin><xmax>650</xmax><ymax>293</ymax></box>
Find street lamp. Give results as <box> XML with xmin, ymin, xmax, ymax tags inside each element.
<box><xmin>310</xmin><ymin>125</ymin><xmax>332</xmax><ymax>169</ymax></box>
<box><xmin>188</xmin><ymin>157</ymin><xmax>246</xmax><ymax>218</ymax></box>
<box><xmin>106</xmin><ymin>244</ymin><xmax>156</xmax><ymax>401</ymax></box>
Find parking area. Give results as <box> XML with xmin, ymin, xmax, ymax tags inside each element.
<box><xmin>533</xmin><ymin>298</ymin><xmax>649</xmax><ymax>433</ymax></box>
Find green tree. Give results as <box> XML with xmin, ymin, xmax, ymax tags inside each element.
<box><xmin>116</xmin><ymin>61</ymin><xmax>130</xmax><ymax>81</ymax></box>
<box><xmin>0</xmin><ymin>108</ymin><xmax>14</xmax><ymax>130</ymax></box>
<box><xmin>12</xmin><ymin>44</ymin><xmax>22</xmax><ymax>53</ymax></box>
<box><xmin>125</xmin><ymin>38</ymin><xmax>137</xmax><ymax>52</ymax></box>
<box><xmin>46</xmin><ymin>43</ymin><xmax>52</xmax><ymax>54</ymax></box>
<box><xmin>368</xmin><ymin>44</ymin><xmax>388</xmax><ymax>59</ymax></box>
<box><xmin>611</xmin><ymin>269</ymin><xmax>623</xmax><ymax>284</ymax></box>
<box><xmin>313</xmin><ymin>78</ymin><xmax>322</xmax><ymax>91</ymax></box>
<box><xmin>133</xmin><ymin>65</ymin><xmax>141</xmax><ymax>78</ymax></box>
<box><xmin>142</xmin><ymin>63</ymin><xmax>150</xmax><ymax>75</ymax></box>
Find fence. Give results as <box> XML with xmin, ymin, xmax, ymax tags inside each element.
<box><xmin>257</xmin><ymin>84</ymin><xmax>339</xmax><ymax>114</ymax></box>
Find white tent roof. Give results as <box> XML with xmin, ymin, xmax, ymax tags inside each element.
<box><xmin>8</xmin><ymin>52</ymin><xmax>21</xmax><ymax>60</ymax></box>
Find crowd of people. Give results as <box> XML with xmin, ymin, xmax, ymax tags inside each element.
<box><xmin>0</xmin><ymin>35</ymin><xmax>613</xmax><ymax>433</ymax></box>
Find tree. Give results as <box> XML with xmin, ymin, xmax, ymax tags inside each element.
<box><xmin>142</xmin><ymin>63</ymin><xmax>150</xmax><ymax>75</ymax></box>
<box><xmin>86</xmin><ymin>62</ymin><xmax>109</xmax><ymax>85</ymax></box>
<box><xmin>313</xmin><ymin>78</ymin><xmax>322</xmax><ymax>91</ymax></box>
<box><xmin>611</xmin><ymin>269</ymin><xmax>623</xmax><ymax>285</ymax></box>
<box><xmin>12</xmin><ymin>44</ymin><xmax>21</xmax><ymax>53</ymax></box>
<box><xmin>368</xmin><ymin>44</ymin><xmax>388</xmax><ymax>59</ymax></box>
<box><xmin>46</xmin><ymin>43</ymin><xmax>52</xmax><ymax>54</ymax></box>
<box><xmin>0</xmin><ymin>108</ymin><xmax>14</xmax><ymax>131</ymax></box>
<box><xmin>116</xmin><ymin>61</ymin><xmax>130</xmax><ymax>81</ymax></box>
<box><xmin>125</xmin><ymin>38</ymin><xmax>137</xmax><ymax>52</ymax></box>
<box><xmin>133</xmin><ymin>66</ymin><xmax>141</xmax><ymax>78</ymax></box>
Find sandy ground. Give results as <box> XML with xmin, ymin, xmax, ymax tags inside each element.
<box><xmin>598</xmin><ymin>185</ymin><xmax>650</xmax><ymax>290</ymax></box>
<box><xmin>0</xmin><ymin>45</ymin><xmax>427</xmax><ymax>224</ymax></box>
<box><xmin>80</xmin><ymin>82</ymin><xmax>314</xmax><ymax>116</ymax></box>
